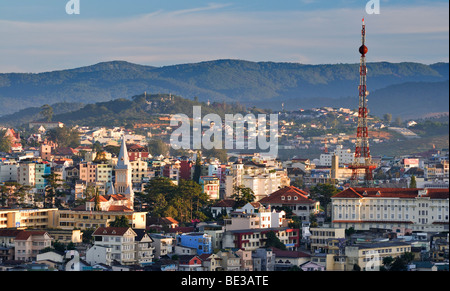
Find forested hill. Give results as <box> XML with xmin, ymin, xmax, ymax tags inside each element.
<box><xmin>0</xmin><ymin>93</ymin><xmax>255</xmax><ymax>128</ymax></box>
<box><xmin>0</xmin><ymin>60</ymin><xmax>448</xmax><ymax>118</ymax></box>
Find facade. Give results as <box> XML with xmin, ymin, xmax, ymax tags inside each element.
<box><xmin>259</xmin><ymin>186</ymin><xmax>320</xmax><ymax>221</ymax></box>
<box><xmin>35</xmin><ymin>162</ymin><xmax>51</xmax><ymax>193</ymax></box>
<box><xmin>14</xmin><ymin>230</ymin><xmax>52</xmax><ymax>262</ymax></box>
<box><xmin>56</xmin><ymin>209</ymin><xmax>147</xmax><ymax>230</ymax></box>
<box><xmin>223</xmin><ymin>227</ymin><xmax>300</xmax><ymax>251</ymax></box>
<box><xmin>0</xmin><ymin>208</ymin><xmax>59</xmax><ymax>229</ymax></box>
<box><xmin>17</xmin><ymin>162</ymin><xmax>36</xmax><ymax>187</ymax></box>
<box><xmin>199</xmin><ymin>176</ymin><xmax>220</xmax><ymax>200</ymax></box>
<box><xmin>177</xmin><ymin>232</ymin><xmax>212</xmax><ymax>255</ymax></box>
<box><xmin>0</xmin><ymin>160</ymin><xmax>18</xmax><ymax>182</ymax></box>
<box><xmin>326</xmin><ymin>241</ymin><xmax>412</xmax><ymax>271</ymax></box>
<box><xmin>149</xmin><ymin>233</ymin><xmax>175</xmax><ymax>259</ymax></box>
<box><xmin>90</xmin><ymin>227</ymin><xmax>138</xmax><ymax>266</ymax></box>
<box><xmin>331</xmin><ymin>188</ymin><xmax>449</xmax><ymax>232</ymax></box>
<box><xmin>309</xmin><ymin>227</ymin><xmax>346</xmax><ymax>253</ymax></box>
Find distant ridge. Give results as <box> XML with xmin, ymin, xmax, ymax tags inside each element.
<box><xmin>0</xmin><ymin>59</ymin><xmax>448</xmax><ymax>119</ymax></box>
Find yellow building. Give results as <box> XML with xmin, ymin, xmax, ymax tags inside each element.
<box><xmin>0</xmin><ymin>208</ymin><xmax>59</xmax><ymax>229</ymax></box>
<box><xmin>326</xmin><ymin>241</ymin><xmax>412</xmax><ymax>271</ymax></box>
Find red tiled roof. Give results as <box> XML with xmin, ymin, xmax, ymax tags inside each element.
<box><xmin>14</xmin><ymin>231</ymin><xmax>48</xmax><ymax>240</ymax></box>
<box><xmin>108</xmin><ymin>205</ymin><xmax>133</xmax><ymax>212</ymax></box>
<box><xmin>93</xmin><ymin>227</ymin><xmax>131</xmax><ymax>236</ymax></box>
<box><xmin>260</xmin><ymin>186</ymin><xmax>316</xmax><ymax>204</ymax></box>
<box><xmin>332</xmin><ymin>187</ymin><xmax>449</xmax><ymax>199</ymax></box>
<box><xmin>212</xmin><ymin>199</ymin><xmax>236</xmax><ymax>208</ymax></box>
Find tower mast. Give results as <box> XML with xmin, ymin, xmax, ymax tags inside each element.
<box><xmin>349</xmin><ymin>18</ymin><xmax>376</xmax><ymax>187</ymax></box>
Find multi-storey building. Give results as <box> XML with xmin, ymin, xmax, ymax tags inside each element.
<box><xmin>14</xmin><ymin>230</ymin><xmax>52</xmax><ymax>262</ymax></box>
<box><xmin>35</xmin><ymin>162</ymin><xmax>51</xmax><ymax>193</ymax></box>
<box><xmin>0</xmin><ymin>160</ymin><xmax>18</xmax><ymax>182</ymax></box>
<box><xmin>177</xmin><ymin>232</ymin><xmax>212</xmax><ymax>255</ymax></box>
<box><xmin>88</xmin><ymin>227</ymin><xmax>138</xmax><ymax>266</ymax></box>
<box><xmin>309</xmin><ymin>226</ymin><xmax>346</xmax><ymax>253</ymax></box>
<box><xmin>17</xmin><ymin>162</ymin><xmax>36</xmax><ymax>187</ymax></box>
<box><xmin>199</xmin><ymin>176</ymin><xmax>220</xmax><ymax>200</ymax></box>
<box><xmin>326</xmin><ymin>241</ymin><xmax>412</xmax><ymax>271</ymax></box>
<box><xmin>96</xmin><ymin>163</ymin><xmax>113</xmax><ymax>188</ymax></box>
<box><xmin>331</xmin><ymin>187</ymin><xmax>449</xmax><ymax>232</ymax></box>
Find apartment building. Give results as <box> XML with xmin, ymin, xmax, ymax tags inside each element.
<box><xmin>326</xmin><ymin>241</ymin><xmax>412</xmax><ymax>271</ymax></box>
<box><xmin>331</xmin><ymin>187</ymin><xmax>449</xmax><ymax>233</ymax></box>
<box><xmin>14</xmin><ymin>230</ymin><xmax>52</xmax><ymax>262</ymax></box>
<box><xmin>17</xmin><ymin>162</ymin><xmax>36</xmax><ymax>187</ymax></box>
<box><xmin>0</xmin><ymin>160</ymin><xmax>18</xmax><ymax>182</ymax></box>
<box><xmin>0</xmin><ymin>208</ymin><xmax>59</xmax><ymax>229</ymax></box>
<box><xmin>309</xmin><ymin>226</ymin><xmax>346</xmax><ymax>253</ymax></box>
<box><xmin>89</xmin><ymin>227</ymin><xmax>138</xmax><ymax>266</ymax></box>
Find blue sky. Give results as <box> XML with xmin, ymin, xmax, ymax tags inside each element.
<box><xmin>0</xmin><ymin>0</ymin><xmax>448</xmax><ymax>72</ymax></box>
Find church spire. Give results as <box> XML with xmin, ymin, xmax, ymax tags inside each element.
<box><xmin>116</xmin><ymin>137</ymin><xmax>130</xmax><ymax>169</ymax></box>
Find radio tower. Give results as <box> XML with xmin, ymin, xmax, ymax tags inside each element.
<box><xmin>349</xmin><ymin>18</ymin><xmax>376</xmax><ymax>187</ymax></box>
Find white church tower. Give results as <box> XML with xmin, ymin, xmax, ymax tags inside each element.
<box><xmin>114</xmin><ymin>138</ymin><xmax>134</xmax><ymax>210</ymax></box>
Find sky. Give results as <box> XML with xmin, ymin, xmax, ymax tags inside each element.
<box><xmin>0</xmin><ymin>0</ymin><xmax>448</xmax><ymax>73</ymax></box>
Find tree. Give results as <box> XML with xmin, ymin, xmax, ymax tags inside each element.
<box><xmin>265</xmin><ymin>231</ymin><xmax>286</xmax><ymax>250</ymax></box>
<box><xmin>309</xmin><ymin>183</ymin><xmax>339</xmax><ymax>211</ymax></box>
<box><xmin>109</xmin><ymin>215</ymin><xmax>129</xmax><ymax>227</ymax></box>
<box><xmin>383</xmin><ymin>113</ymin><xmax>392</xmax><ymax>124</ymax></box>
<box><xmin>192</xmin><ymin>152</ymin><xmax>202</xmax><ymax>184</ymax></box>
<box><xmin>43</xmin><ymin>172</ymin><xmax>65</xmax><ymax>208</ymax></box>
<box><xmin>409</xmin><ymin>175</ymin><xmax>417</xmax><ymax>188</ymax></box>
<box><xmin>231</xmin><ymin>186</ymin><xmax>256</xmax><ymax>209</ymax></box>
<box><xmin>46</xmin><ymin>126</ymin><xmax>79</xmax><ymax>148</ymax></box>
<box><xmin>41</xmin><ymin>104</ymin><xmax>53</xmax><ymax>122</ymax></box>
<box><xmin>148</xmin><ymin>139</ymin><xmax>169</xmax><ymax>156</ymax></box>
<box><xmin>0</xmin><ymin>130</ymin><xmax>11</xmax><ymax>153</ymax></box>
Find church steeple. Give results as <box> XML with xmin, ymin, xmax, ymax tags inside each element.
<box><xmin>114</xmin><ymin>137</ymin><xmax>134</xmax><ymax>210</ymax></box>
<box><xmin>116</xmin><ymin>137</ymin><xmax>130</xmax><ymax>169</ymax></box>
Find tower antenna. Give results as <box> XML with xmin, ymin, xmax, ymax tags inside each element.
<box><xmin>349</xmin><ymin>18</ymin><xmax>376</xmax><ymax>187</ymax></box>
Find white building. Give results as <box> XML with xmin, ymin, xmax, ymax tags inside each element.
<box><xmin>320</xmin><ymin>145</ymin><xmax>354</xmax><ymax>166</ymax></box>
<box><xmin>331</xmin><ymin>187</ymin><xmax>449</xmax><ymax>233</ymax></box>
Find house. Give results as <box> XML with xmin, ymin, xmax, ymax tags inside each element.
<box><xmin>36</xmin><ymin>250</ymin><xmax>65</xmax><ymax>270</ymax></box>
<box><xmin>177</xmin><ymin>232</ymin><xmax>212</xmax><ymax>255</ymax></box>
<box><xmin>149</xmin><ymin>233</ymin><xmax>175</xmax><ymax>259</ymax></box>
<box><xmin>134</xmin><ymin>229</ymin><xmax>155</xmax><ymax>266</ymax></box>
<box><xmin>216</xmin><ymin>249</ymin><xmax>241</xmax><ymax>271</ymax></box>
<box><xmin>177</xmin><ymin>255</ymin><xmax>203</xmax><ymax>271</ymax></box>
<box><xmin>198</xmin><ymin>253</ymin><xmax>222</xmax><ymax>271</ymax></box>
<box><xmin>14</xmin><ymin>230</ymin><xmax>53</xmax><ymax>262</ymax></box>
<box><xmin>271</xmin><ymin>247</ymin><xmax>311</xmax><ymax>270</ymax></box>
<box><xmin>210</xmin><ymin>199</ymin><xmax>236</xmax><ymax>218</ymax></box>
<box><xmin>89</xmin><ymin>227</ymin><xmax>138</xmax><ymax>266</ymax></box>
<box><xmin>259</xmin><ymin>186</ymin><xmax>320</xmax><ymax>222</ymax></box>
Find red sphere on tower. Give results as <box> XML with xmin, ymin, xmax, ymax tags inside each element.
<box><xmin>359</xmin><ymin>45</ymin><xmax>368</xmax><ymax>56</ymax></box>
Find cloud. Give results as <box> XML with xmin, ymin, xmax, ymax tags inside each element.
<box><xmin>0</xmin><ymin>2</ymin><xmax>448</xmax><ymax>73</ymax></box>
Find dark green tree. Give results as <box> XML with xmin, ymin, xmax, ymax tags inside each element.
<box><xmin>192</xmin><ymin>153</ymin><xmax>202</xmax><ymax>184</ymax></box>
<box><xmin>265</xmin><ymin>231</ymin><xmax>286</xmax><ymax>250</ymax></box>
<box><xmin>40</xmin><ymin>104</ymin><xmax>53</xmax><ymax>122</ymax></box>
<box><xmin>409</xmin><ymin>175</ymin><xmax>417</xmax><ymax>188</ymax></box>
<box><xmin>109</xmin><ymin>215</ymin><xmax>129</xmax><ymax>227</ymax></box>
<box><xmin>231</xmin><ymin>186</ymin><xmax>256</xmax><ymax>209</ymax></box>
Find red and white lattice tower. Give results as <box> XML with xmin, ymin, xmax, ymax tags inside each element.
<box><xmin>349</xmin><ymin>18</ymin><xmax>376</xmax><ymax>187</ymax></box>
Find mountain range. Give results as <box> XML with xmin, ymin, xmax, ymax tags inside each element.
<box><xmin>0</xmin><ymin>60</ymin><xmax>448</xmax><ymax>122</ymax></box>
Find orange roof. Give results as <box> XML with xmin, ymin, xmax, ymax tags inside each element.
<box><xmin>108</xmin><ymin>205</ymin><xmax>133</xmax><ymax>212</ymax></box>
